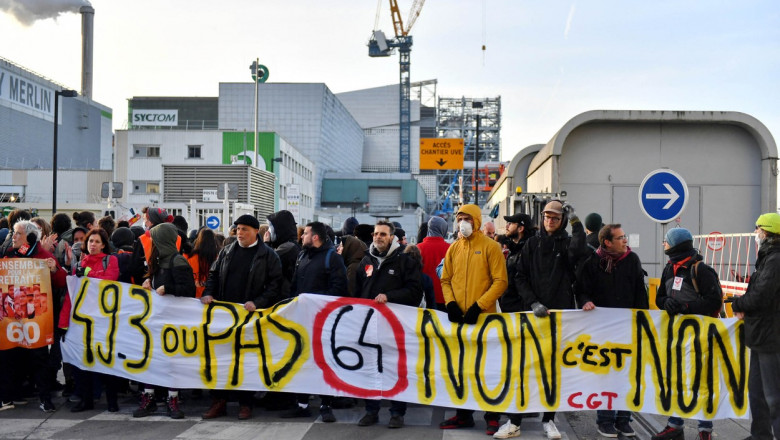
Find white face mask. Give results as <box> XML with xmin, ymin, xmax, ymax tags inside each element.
<box><xmin>459</xmin><ymin>220</ymin><xmax>473</xmax><ymax>238</ymax></box>
<box><xmin>755</xmin><ymin>232</ymin><xmax>763</xmax><ymax>247</ymax></box>
<box><xmin>267</xmin><ymin>223</ymin><xmax>277</xmax><ymax>242</ymax></box>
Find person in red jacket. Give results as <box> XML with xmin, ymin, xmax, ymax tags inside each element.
<box><xmin>0</xmin><ymin>221</ymin><xmax>66</xmax><ymax>413</ymax></box>
<box><xmin>61</xmin><ymin>229</ymin><xmax>121</xmax><ymax>413</ymax></box>
<box><xmin>416</xmin><ymin>216</ymin><xmax>450</xmax><ymax>311</ymax></box>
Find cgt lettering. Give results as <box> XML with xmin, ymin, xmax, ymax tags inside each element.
<box><xmin>568</xmin><ymin>391</ymin><xmax>618</xmax><ymax>410</ymax></box>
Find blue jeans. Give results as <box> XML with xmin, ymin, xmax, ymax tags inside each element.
<box><xmin>596</xmin><ymin>410</ymin><xmax>631</xmax><ymax>424</ymax></box>
<box><xmin>748</xmin><ymin>350</ymin><xmax>780</xmax><ymax>440</ymax></box>
<box><xmin>667</xmin><ymin>416</ymin><xmax>712</xmax><ymax>432</ymax></box>
<box><xmin>365</xmin><ymin>399</ymin><xmax>406</xmax><ymax>416</ymax></box>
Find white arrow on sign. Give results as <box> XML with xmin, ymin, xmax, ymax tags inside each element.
<box><xmin>645</xmin><ymin>183</ymin><xmax>679</xmax><ymax>210</ymax></box>
<box><xmin>207</xmin><ymin>217</ymin><xmax>220</xmax><ymax>228</ymax></box>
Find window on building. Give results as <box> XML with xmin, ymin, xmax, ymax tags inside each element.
<box><xmin>0</xmin><ymin>193</ymin><xmax>22</xmax><ymax>203</ymax></box>
<box><xmin>133</xmin><ymin>144</ymin><xmax>161</xmax><ymax>158</ymax></box>
<box><xmin>133</xmin><ymin>181</ymin><xmax>161</xmax><ymax>194</ymax></box>
<box><xmin>187</xmin><ymin>145</ymin><xmax>202</xmax><ymax>159</ymax></box>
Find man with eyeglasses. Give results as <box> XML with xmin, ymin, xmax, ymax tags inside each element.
<box><xmin>515</xmin><ymin>199</ymin><xmax>588</xmax><ymax>439</ymax></box>
<box><xmin>577</xmin><ymin>223</ymin><xmax>648</xmax><ymax>438</ymax></box>
<box><xmin>355</xmin><ymin>220</ymin><xmax>422</xmax><ymax>429</ymax></box>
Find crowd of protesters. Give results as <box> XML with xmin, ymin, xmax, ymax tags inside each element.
<box><xmin>0</xmin><ymin>204</ymin><xmax>776</xmax><ymax>440</ymax></box>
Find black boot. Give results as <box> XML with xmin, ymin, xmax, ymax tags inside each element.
<box><xmin>70</xmin><ymin>399</ymin><xmax>94</xmax><ymax>412</ymax></box>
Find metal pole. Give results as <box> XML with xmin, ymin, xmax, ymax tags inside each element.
<box><xmin>475</xmin><ymin>115</ymin><xmax>481</xmax><ymax>206</ymax></box>
<box><xmin>52</xmin><ymin>89</ymin><xmax>76</xmax><ymax>214</ymax></box>
<box><xmin>52</xmin><ymin>91</ymin><xmax>60</xmax><ymax>214</ymax></box>
<box><xmin>254</xmin><ymin>57</ymin><xmax>259</xmax><ymax>168</ymax></box>
<box><xmin>223</xmin><ymin>183</ymin><xmax>230</xmax><ymax>236</ymax></box>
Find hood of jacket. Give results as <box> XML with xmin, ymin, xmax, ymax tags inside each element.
<box><xmin>150</xmin><ymin>223</ymin><xmax>180</xmax><ymax>265</ymax></box>
<box><xmin>369</xmin><ymin>238</ymin><xmax>401</xmax><ymax>264</ymax></box>
<box><xmin>456</xmin><ymin>204</ymin><xmax>482</xmax><ymax>231</ymax></box>
<box><xmin>267</xmin><ymin>210</ymin><xmax>298</xmax><ymax>247</ymax></box>
<box><xmin>341</xmin><ymin>217</ymin><xmax>359</xmax><ymax>236</ymax></box>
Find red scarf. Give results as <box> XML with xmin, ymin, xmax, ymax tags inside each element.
<box><xmin>671</xmin><ymin>256</ymin><xmax>693</xmax><ymax>276</ymax></box>
<box><xmin>596</xmin><ymin>246</ymin><xmax>631</xmax><ymax>273</ymax></box>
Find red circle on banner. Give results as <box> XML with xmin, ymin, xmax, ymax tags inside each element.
<box><xmin>312</xmin><ymin>297</ymin><xmax>408</xmax><ymax>398</ymax></box>
<box><xmin>706</xmin><ymin>231</ymin><xmax>725</xmax><ymax>252</ymax></box>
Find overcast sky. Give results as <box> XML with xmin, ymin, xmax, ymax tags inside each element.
<box><xmin>2</xmin><ymin>0</ymin><xmax>779</xmax><ymax>161</ymax></box>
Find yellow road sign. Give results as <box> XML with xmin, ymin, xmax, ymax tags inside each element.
<box><xmin>420</xmin><ymin>138</ymin><xmax>464</xmax><ymax>170</ymax></box>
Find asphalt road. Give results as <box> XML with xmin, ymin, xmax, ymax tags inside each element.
<box><xmin>0</xmin><ymin>390</ymin><xmax>754</xmax><ymax>440</ymax></box>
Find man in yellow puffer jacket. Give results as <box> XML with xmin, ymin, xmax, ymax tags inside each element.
<box><xmin>438</xmin><ymin>204</ymin><xmax>508</xmax><ymax>434</ymax></box>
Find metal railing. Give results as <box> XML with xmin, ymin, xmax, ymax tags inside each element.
<box><xmin>692</xmin><ymin>233</ymin><xmax>757</xmax><ymax>316</ymax></box>
<box><xmin>693</xmin><ymin>232</ymin><xmax>757</xmax><ymax>286</ymax></box>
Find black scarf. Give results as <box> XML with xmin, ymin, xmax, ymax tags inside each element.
<box><xmin>10</xmin><ymin>241</ymin><xmax>38</xmax><ymax>258</ymax></box>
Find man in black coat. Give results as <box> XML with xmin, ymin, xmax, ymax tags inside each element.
<box><xmin>200</xmin><ymin>214</ymin><xmax>283</xmax><ymax>421</ymax></box>
<box><xmin>355</xmin><ymin>220</ymin><xmax>422</xmax><ymax>429</ymax></box>
<box><xmin>290</xmin><ymin>221</ymin><xmax>348</xmax><ymax>297</ymax></box>
<box><xmin>265</xmin><ymin>209</ymin><xmax>301</xmax><ymax>298</ymax></box>
<box><xmin>492</xmin><ymin>213</ymin><xmax>536</xmax><ymax>439</ymax></box>
<box><xmin>515</xmin><ymin>200</ymin><xmax>588</xmax><ymax>439</ymax></box>
<box><xmin>578</xmin><ymin>223</ymin><xmax>647</xmax><ymax>438</ymax></box>
<box><xmin>732</xmin><ymin>213</ymin><xmax>780</xmax><ymax>440</ymax></box>
<box><xmin>498</xmin><ymin>213</ymin><xmax>535</xmax><ymax>313</ymax></box>
<box><xmin>282</xmin><ymin>221</ymin><xmax>348</xmax><ymax>423</ymax></box>
<box><xmin>652</xmin><ymin>227</ymin><xmax>722</xmax><ymax>440</ymax></box>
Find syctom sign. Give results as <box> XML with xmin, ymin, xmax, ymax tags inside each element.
<box><xmin>132</xmin><ymin>109</ymin><xmax>178</xmax><ymax>126</ymax></box>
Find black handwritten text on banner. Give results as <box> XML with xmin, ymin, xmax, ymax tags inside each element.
<box><xmin>61</xmin><ymin>277</ymin><xmax>747</xmax><ymax>419</ymax></box>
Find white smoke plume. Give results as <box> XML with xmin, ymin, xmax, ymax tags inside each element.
<box><xmin>0</xmin><ymin>0</ymin><xmax>91</xmax><ymax>26</ymax></box>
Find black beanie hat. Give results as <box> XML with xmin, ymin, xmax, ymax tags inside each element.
<box><xmin>233</xmin><ymin>214</ymin><xmax>260</xmax><ymax>230</ymax></box>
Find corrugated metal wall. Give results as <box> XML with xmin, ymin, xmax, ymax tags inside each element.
<box><xmin>162</xmin><ymin>164</ymin><xmax>274</xmax><ymax>219</ymax></box>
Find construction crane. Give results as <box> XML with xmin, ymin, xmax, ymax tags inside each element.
<box><xmin>368</xmin><ymin>0</ymin><xmax>425</xmax><ymax>173</ymax></box>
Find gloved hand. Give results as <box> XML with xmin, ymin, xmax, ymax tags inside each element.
<box><xmin>562</xmin><ymin>202</ymin><xmax>579</xmax><ymax>224</ymax></box>
<box><xmin>663</xmin><ymin>297</ymin><xmax>686</xmax><ymax>315</ymax></box>
<box><xmin>531</xmin><ymin>301</ymin><xmax>549</xmax><ymax>317</ymax></box>
<box><xmin>56</xmin><ymin>328</ymin><xmax>67</xmax><ymax>343</ymax></box>
<box><xmin>446</xmin><ymin>302</ymin><xmax>463</xmax><ymax>323</ymax></box>
<box><xmin>463</xmin><ymin>303</ymin><xmax>482</xmax><ymax>324</ymax></box>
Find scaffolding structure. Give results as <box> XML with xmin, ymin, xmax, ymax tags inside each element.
<box><xmin>433</xmin><ymin>96</ymin><xmax>501</xmax><ymax>211</ymax></box>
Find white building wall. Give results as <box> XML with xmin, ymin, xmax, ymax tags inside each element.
<box><xmin>362</xmin><ymin>126</ymin><xmax>420</xmax><ymax>173</ymax></box>
<box><xmin>120</xmin><ymin>130</ymin><xmax>224</xmax><ymax>205</ymax></box>
<box><xmin>337</xmin><ymin>84</ymin><xmax>421</xmax><ymax>174</ymax></box>
<box><xmin>278</xmin><ymin>136</ymin><xmax>315</xmax><ymax>225</ymax></box>
<box><xmin>0</xmin><ymin>169</ymin><xmax>110</xmax><ymax>204</ymax></box>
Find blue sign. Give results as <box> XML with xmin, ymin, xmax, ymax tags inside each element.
<box><xmin>638</xmin><ymin>169</ymin><xmax>689</xmax><ymax>223</ymax></box>
<box><xmin>206</xmin><ymin>215</ymin><xmax>221</xmax><ymax>230</ymax></box>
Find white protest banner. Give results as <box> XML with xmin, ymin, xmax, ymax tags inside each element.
<box><xmin>61</xmin><ymin>276</ymin><xmax>748</xmax><ymax>420</ymax></box>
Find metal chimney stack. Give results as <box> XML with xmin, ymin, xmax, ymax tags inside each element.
<box><xmin>80</xmin><ymin>5</ymin><xmax>94</xmax><ymax>99</ymax></box>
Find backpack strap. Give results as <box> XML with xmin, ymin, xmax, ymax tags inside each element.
<box><xmin>691</xmin><ymin>261</ymin><xmax>701</xmax><ymax>293</ymax></box>
<box><xmin>324</xmin><ymin>247</ymin><xmax>335</xmax><ymax>271</ymax></box>
<box><xmin>103</xmin><ymin>255</ymin><xmax>110</xmax><ymax>271</ymax></box>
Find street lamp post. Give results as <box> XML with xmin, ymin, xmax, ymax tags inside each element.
<box><xmin>52</xmin><ymin>89</ymin><xmax>77</xmax><ymax>214</ymax></box>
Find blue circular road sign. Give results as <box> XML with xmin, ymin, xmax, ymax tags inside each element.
<box><xmin>206</xmin><ymin>215</ymin><xmax>221</xmax><ymax>230</ymax></box>
<box><xmin>638</xmin><ymin>169</ymin><xmax>689</xmax><ymax>223</ymax></box>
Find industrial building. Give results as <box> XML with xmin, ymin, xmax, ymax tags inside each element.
<box><xmin>0</xmin><ymin>57</ymin><xmax>113</xmax><ymax>205</ymax></box>
<box><xmin>487</xmin><ymin>110</ymin><xmax>778</xmax><ymax>277</ymax></box>
<box><xmin>219</xmin><ymin>82</ymin><xmax>364</xmax><ymax>209</ymax></box>
<box><xmin>116</xmin><ymin>95</ymin><xmax>317</xmax><ymax>228</ymax></box>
